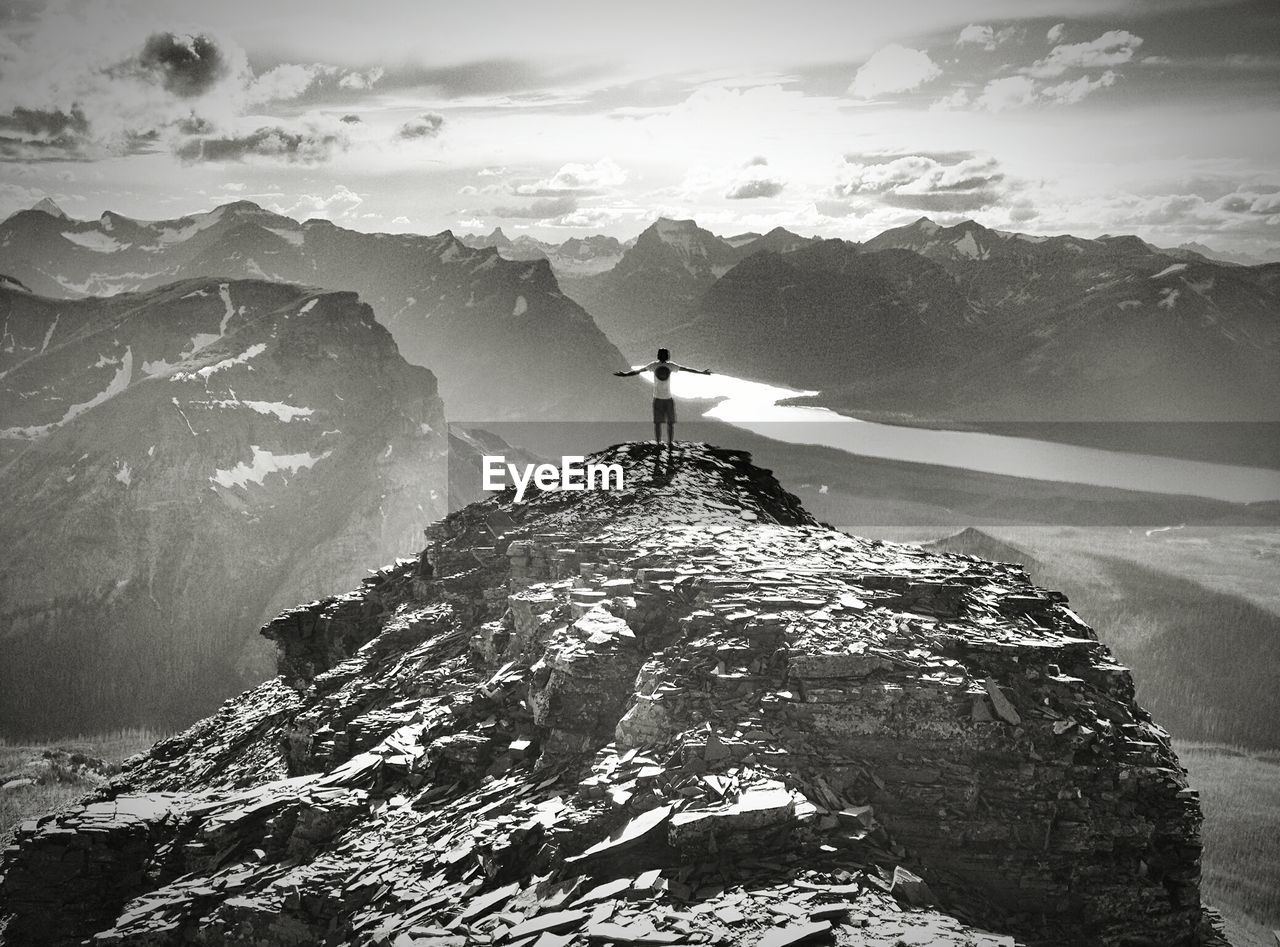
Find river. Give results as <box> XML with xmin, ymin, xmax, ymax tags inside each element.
<box><xmin>644</xmin><ymin>371</ymin><xmax>1280</xmax><ymax>504</ymax></box>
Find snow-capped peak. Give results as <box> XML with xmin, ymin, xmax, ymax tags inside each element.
<box><xmin>31</xmin><ymin>198</ymin><xmax>68</xmax><ymax>220</ymax></box>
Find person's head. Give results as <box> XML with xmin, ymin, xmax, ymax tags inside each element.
<box><xmin>657</xmin><ymin>348</ymin><xmax>669</xmax><ymax>362</ymax></box>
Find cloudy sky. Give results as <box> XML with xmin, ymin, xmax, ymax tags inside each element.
<box><xmin>2</xmin><ymin>0</ymin><xmax>1278</xmax><ymax>257</ymax></box>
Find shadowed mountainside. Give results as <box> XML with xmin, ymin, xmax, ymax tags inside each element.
<box><xmin>0</xmin><ymin>277</ymin><xmax>448</xmax><ymax>737</ymax></box>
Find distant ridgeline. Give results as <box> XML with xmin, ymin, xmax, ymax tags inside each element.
<box><xmin>561</xmin><ymin>214</ymin><xmax>1280</xmax><ymax>426</ymax></box>
<box><xmin>0</xmin><ymin>200</ymin><xmax>640</xmax><ymax>422</ymax></box>
<box><xmin>0</xmin><ymin>443</ymin><xmax>1227</xmax><ymax>947</ymax></box>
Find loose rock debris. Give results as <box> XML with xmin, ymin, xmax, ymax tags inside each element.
<box><xmin>0</xmin><ymin>443</ymin><xmax>1228</xmax><ymax>946</ymax></box>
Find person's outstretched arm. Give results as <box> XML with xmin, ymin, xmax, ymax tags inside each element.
<box><xmin>670</xmin><ymin>362</ymin><xmax>713</xmax><ymax>375</ymax></box>
<box><xmin>614</xmin><ymin>361</ymin><xmax>657</xmax><ymax>377</ymax></box>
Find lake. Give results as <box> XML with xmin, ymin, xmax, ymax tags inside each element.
<box><xmin>645</xmin><ymin>371</ymin><xmax>1280</xmax><ymax>504</ymax></box>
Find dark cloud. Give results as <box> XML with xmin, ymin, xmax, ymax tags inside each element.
<box><xmin>814</xmin><ymin>199</ymin><xmax>859</xmax><ymax>218</ymax></box>
<box><xmin>0</xmin><ymin>106</ymin><xmax>89</xmax><ymax>138</ymax></box>
<box><xmin>136</xmin><ymin>32</ymin><xmax>230</xmax><ymax>97</ymax></box>
<box><xmin>745</xmin><ymin>155</ymin><xmax>769</xmax><ymax>167</ymax></box>
<box><xmin>881</xmin><ymin>190</ymin><xmax>1001</xmax><ymax>212</ymax></box>
<box><xmin>174</xmin><ymin>126</ymin><xmax>345</xmax><ymax>163</ymax></box>
<box><xmin>726</xmin><ymin>179</ymin><xmax>785</xmax><ymax>200</ymax></box>
<box><xmin>339</xmin><ymin>113</ymin><xmax>362</xmax><ymax>124</ymax></box>
<box><xmin>381</xmin><ymin>59</ymin><xmax>608</xmax><ymax>97</ymax></box>
<box><xmin>0</xmin><ymin>106</ymin><xmax>91</xmax><ymax>161</ymax></box>
<box><xmin>398</xmin><ymin>112</ymin><xmax>445</xmax><ymax>139</ymax></box>
<box><xmin>175</xmin><ymin>114</ymin><xmax>216</xmax><ymax>136</ymax></box>
<box><xmin>491</xmin><ymin>195</ymin><xmax>578</xmax><ymax>218</ymax></box>
<box><xmin>835</xmin><ymin>154</ymin><xmax>1006</xmax><ymax>212</ymax></box>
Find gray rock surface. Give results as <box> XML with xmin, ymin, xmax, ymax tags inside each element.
<box><xmin>0</xmin><ymin>443</ymin><xmax>1227</xmax><ymax>946</ymax></box>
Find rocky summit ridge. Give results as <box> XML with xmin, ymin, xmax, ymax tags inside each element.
<box><xmin>0</xmin><ymin>443</ymin><xmax>1223</xmax><ymax>947</ymax></box>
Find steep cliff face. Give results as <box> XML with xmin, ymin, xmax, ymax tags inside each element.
<box><xmin>0</xmin><ymin>444</ymin><xmax>1223</xmax><ymax>947</ymax></box>
<box><xmin>0</xmin><ymin>278</ymin><xmax>448</xmax><ymax>736</ymax></box>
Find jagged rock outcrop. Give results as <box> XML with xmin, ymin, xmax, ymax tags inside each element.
<box><xmin>0</xmin><ymin>444</ymin><xmax>1225</xmax><ymax>946</ymax></box>
<box><xmin>0</xmin><ymin>277</ymin><xmax>448</xmax><ymax>736</ymax></box>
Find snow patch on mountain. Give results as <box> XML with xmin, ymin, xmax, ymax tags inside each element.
<box><xmin>218</xmin><ymin>284</ymin><xmax>240</xmax><ymax>335</ymax></box>
<box><xmin>512</xmin><ymin>295</ymin><xmax>527</xmax><ymax>316</ymax></box>
<box><xmin>39</xmin><ymin>315</ymin><xmax>58</xmax><ymax>354</ymax></box>
<box><xmin>952</xmin><ymin>231</ymin><xmax>988</xmax><ymax>260</ymax></box>
<box><xmin>175</xmin><ymin>343</ymin><xmax>268</xmax><ymax>382</ymax></box>
<box><xmin>142</xmin><ymin>357</ymin><xmax>178</xmax><ymax>378</ymax></box>
<box><xmin>210</xmin><ymin>445</ymin><xmax>332</xmax><ymax>489</ymax></box>
<box><xmin>62</xmin><ymin>231</ymin><xmax>128</xmax><ymax>253</ymax></box>
<box><xmin>264</xmin><ymin>227</ymin><xmax>304</xmax><ymax>247</ymax></box>
<box><xmin>154</xmin><ymin>208</ymin><xmax>226</xmax><ymax>246</ymax></box>
<box><xmin>1150</xmin><ymin>263</ymin><xmax>1188</xmax><ymax>280</ymax></box>
<box><xmin>231</xmin><ymin>400</ymin><xmax>314</xmax><ymax>422</ymax></box>
<box><xmin>0</xmin><ymin>347</ymin><xmax>133</xmax><ymax>439</ymax></box>
<box><xmin>53</xmin><ymin>272</ymin><xmax>163</xmax><ymax>296</ymax></box>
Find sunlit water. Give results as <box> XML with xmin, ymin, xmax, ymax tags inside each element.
<box><xmin>640</xmin><ymin>370</ymin><xmax>1280</xmax><ymax>504</ymax></box>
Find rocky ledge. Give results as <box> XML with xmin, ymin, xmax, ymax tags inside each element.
<box><xmin>0</xmin><ymin>443</ymin><xmax>1225</xmax><ymax>946</ymax></box>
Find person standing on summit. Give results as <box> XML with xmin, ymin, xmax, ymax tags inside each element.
<box><xmin>614</xmin><ymin>348</ymin><xmax>713</xmax><ymax>446</ymax></box>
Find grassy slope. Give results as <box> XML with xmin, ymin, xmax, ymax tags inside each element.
<box><xmin>1176</xmin><ymin>742</ymin><xmax>1280</xmax><ymax>947</ymax></box>
<box><xmin>0</xmin><ymin>729</ymin><xmax>162</xmax><ymax>846</ymax></box>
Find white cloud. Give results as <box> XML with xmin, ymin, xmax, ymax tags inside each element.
<box><xmin>1047</xmin><ymin>23</ymin><xmax>1066</xmax><ymax>44</ymax></box>
<box><xmin>966</xmin><ymin>68</ymin><xmax>1120</xmax><ymax>111</ymax></box>
<box><xmin>975</xmin><ymin>76</ymin><xmax>1039</xmax><ymax>111</ymax></box>
<box><xmin>1028</xmin><ymin>30</ymin><xmax>1142</xmax><ymax>79</ymax></box>
<box><xmin>246</xmin><ymin>63</ymin><xmax>331</xmax><ymax>104</ymax></box>
<box><xmin>556</xmin><ymin>204</ymin><xmax>640</xmax><ymax>227</ymax></box>
<box><xmin>930</xmin><ymin>88</ymin><xmax>972</xmax><ymax>111</ymax></box>
<box><xmin>956</xmin><ymin>24</ymin><xmax>1022</xmax><ymax>51</ymax></box>
<box><xmin>274</xmin><ymin>184</ymin><xmax>363</xmax><ymax>220</ymax></box>
<box><xmin>512</xmin><ymin>158</ymin><xmax>626</xmax><ymax>196</ymax></box>
<box><xmin>834</xmin><ymin>153</ymin><xmax>1006</xmax><ymax>212</ymax></box>
<box><xmin>726</xmin><ymin>177</ymin><xmax>785</xmax><ymax>200</ymax></box>
<box><xmin>338</xmin><ymin>67</ymin><xmax>384</xmax><ymax>90</ymax></box>
<box><xmin>1041</xmin><ymin>70</ymin><xmax>1118</xmax><ymax>106</ymax></box>
<box><xmin>957</xmin><ymin>25</ymin><xmax>996</xmax><ymax>49</ymax></box>
<box><xmin>848</xmin><ymin>45</ymin><xmax>941</xmax><ymax>99</ymax></box>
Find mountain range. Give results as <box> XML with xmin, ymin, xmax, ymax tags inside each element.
<box><xmin>667</xmin><ymin>217</ymin><xmax>1280</xmax><ymax>422</ymax></box>
<box><xmin>0</xmin><ymin>276</ymin><xmax>449</xmax><ymax>736</ymax></box>
<box><xmin>559</xmin><ymin>217</ymin><xmax>816</xmax><ymax>357</ymax></box>
<box><xmin>0</xmin><ymin>201</ymin><xmax>640</xmax><ymax>421</ymax></box>
<box><xmin>458</xmin><ymin>227</ymin><xmax>627</xmax><ymax>276</ymax></box>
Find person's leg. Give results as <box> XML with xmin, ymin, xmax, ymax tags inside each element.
<box><xmin>653</xmin><ymin>422</ymin><xmax>661</xmax><ymax>445</ymax></box>
<box><xmin>666</xmin><ymin>420</ymin><xmax>674</xmax><ymax>445</ymax></box>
